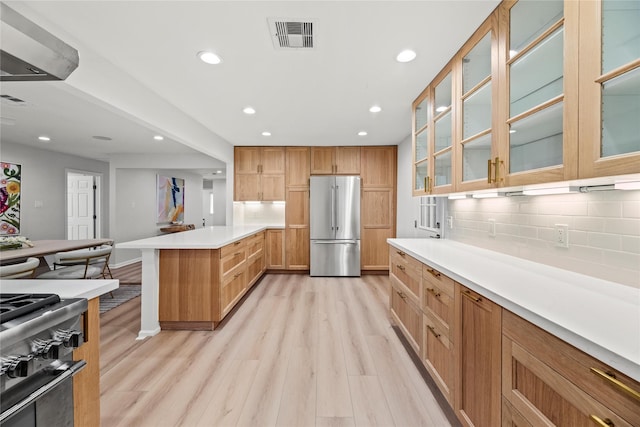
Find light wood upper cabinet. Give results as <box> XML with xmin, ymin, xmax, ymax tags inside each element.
<box><xmin>578</xmin><ymin>0</ymin><xmax>640</xmax><ymax>178</ymax></box>
<box><xmin>311</xmin><ymin>146</ymin><xmax>360</xmax><ymax>175</ymax></box>
<box><xmin>361</xmin><ymin>146</ymin><xmax>396</xmax><ymax>188</ymax></box>
<box><xmin>234</xmin><ymin>147</ymin><xmax>285</xmax><ymax>201</ymax></box>
<box><xmin>286</xmin><ymin>147</ymin><xmax>310</xmax><ymax>187</ymax></box>
<box><xmin>412</xmin><ymin>0</ymin><xmax>639</xmax><ymax>195</ymax></box>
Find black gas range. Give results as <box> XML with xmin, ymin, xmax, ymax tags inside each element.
<box><xmin>0</xmin><ymin>293</ymin><xmax>87</xmax><ymax>426</ymax></box>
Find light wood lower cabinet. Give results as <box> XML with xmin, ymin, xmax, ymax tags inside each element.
<box><xmin>73</xmin><ymin>297</ymin><xmax>100</xmax><ymax>427</ymax></box>
<box><xmin>502</xmin><ymin>310</ymin><xmax>640</xmax><ymax>427</ymax></box>
<box><xmin>159</xmin><ymin>232</ymin><xmax>266</xmax><ymax>329</ymax></box>
<box><xmin>455</xmin><ymin>285</ymin><xmax>502</xmax><ymax>427</ymax></box>
<box><xmin>389</xmin><ymin>275</ymin><xmax>422</xmax><ymax>353</ymax></box>
<box><xmin>266</xmin><ymin>229</ymin><xmax>285</xmax><ymax>269</ymax></box>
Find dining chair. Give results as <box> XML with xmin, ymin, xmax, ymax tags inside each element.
<box><xmin>51</xmin><ymin>244</ymin><xmax>114</xmax><ymax>279</ymax></box>
<box><xmin>37</xmin><ymin>245</ymin><xmax>113</xmax><ymax>280</ymax></box>
<box><xmin>0</xmin><ymin>257</ymin><xmax>40</xmax><ymax>279</ymax></box>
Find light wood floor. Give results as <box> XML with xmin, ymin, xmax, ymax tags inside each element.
<box><xmin>99</xmin><ymin>274</ymin><xmax>452</xmax><ymax>427</ymax></box>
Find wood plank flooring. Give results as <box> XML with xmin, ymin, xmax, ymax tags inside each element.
<box><xmin>100</xmin><ymin>274</ymin><xmax>452</xmax><ymax>427</ymax></box>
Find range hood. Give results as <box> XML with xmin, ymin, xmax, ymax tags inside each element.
<box><xmin>0</xmin><ymin>3</ymin><xmax>78</xmax><ymax>81</ymax></box>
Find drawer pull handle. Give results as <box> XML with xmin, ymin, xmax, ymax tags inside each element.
<box><xmin>426</xmin><ymin>325</ymin><xmax>441</xmax><ymax>339</ymax></box>
<box><xmin>590</xmin><ymin>367</ymin><xmax>640</xmax><ymax>401</ymax></box>
<box><xmin>426</xmin><ymin>268</ymin><xmax>441</xmax><ymax>278</ymax></box>
<box><xmin>462</xmin><ymin>290</ymin><xmax>481</xmax><ymax>303</ymax></box>
<box><xmin>397</xmin><ymin>265</ymin><xmax>406</xmax><ymax>271</ymax></box>
<box><xmin>589</xmin><ymin>415</ymin><xmax>615</xmax><ymax>427</ymax></box>
<box><xmin>234</xmin><ymin>273</ymin><xmax>242</xmax><ymax>279</ymax></box>
<box><xmin>426</xmin><ymin>287</ymin><xmax>441</xmax><ymax>298</ymax></box>
<box><xmin>396</xmin><ymin>290</ymin><xmax>406</xmax><ymax>300</ymax></box>
<box><xmin>396</xmin><ymin>250</ymin><xmax>406</xmax><ymax>257</ymax></box>
<box><xmin>234</xmin><ymin>252</ymin><xmax>242</xmax><ymax>256</ymax></box>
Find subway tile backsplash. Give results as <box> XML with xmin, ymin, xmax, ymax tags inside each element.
<box><xmin>447</xmin><ymin>190</ymin><xmax>640</xmax><ymax>288</ymax></box>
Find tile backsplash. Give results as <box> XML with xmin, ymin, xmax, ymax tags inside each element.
<box><xmin>447</xmin><ymin>190</ymin><xmax>640</xmax><ymax>288</ymax></box>
<box><xmin>233</xmin><ymin>202</ymin><xmax>285</xmax><ymax>226</ymax></box>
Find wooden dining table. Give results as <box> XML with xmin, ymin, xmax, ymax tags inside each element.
<box><xmin>0</xmin><ymin>238</ymin><xmax>113</xmax><ymax>263</ymax></box>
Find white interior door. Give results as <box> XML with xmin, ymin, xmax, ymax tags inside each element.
<box><xmin>202</xmin><ymin>189</ymin><xmax>214</xmax><ymax>227</ymax></box>
<box><xmin>67</xmin><ymin>174</ymin><xmax>95</xmax><ymax>239</ymax></box>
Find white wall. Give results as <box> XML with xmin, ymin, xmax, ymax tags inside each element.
<box><xmin>212</xmin><ymin>180</ymin><xmax>227</xmax><ymax>225</ymax></box>
<box><xmin>113</xmin><ymin>168</ymin><xmax>205</xmax><ymax>265</ymax></box>
<box><xmin>448</xmin><ymin>190</ymin><xmax>640</xmax><ymax>288</ymax></box>
<box><xmin>1</xmin><ymin>142</ymin><xmax>110</xmax><ymax>239</ymax></box>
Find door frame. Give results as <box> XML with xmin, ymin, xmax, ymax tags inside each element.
<box><xmin>65</xmin><ymin>169</ymin><xmax>103</xmax><ymax>239</ymax></box>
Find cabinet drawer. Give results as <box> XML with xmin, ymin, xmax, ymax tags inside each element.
<box><xmin>221</xmin><ymin>248</ymin><xmax>246</xmax><ymax>276</ymax></box>
<box><xmin>422</xmin><ymin>266</ymin><xmax>454</xmax><ymax>326</ymax></box>
<box><xmin>220</xmin><ymin>239</ymin><xmax>246</xmax><ymax>258</ymax></box>
<box><xmin>390</xmin><ymin>277</ymin><xmax>421</xmax><ymax>354</ymax></box>
<box><xmin>503</xmin><ymin>310</ymin><xmax>640</xmax><ymax>426</ymax></box>
<box><xmin>220</xmin><ymin>269</ymin><xmax>246</xmax><ymax>316</ymax></box>
<box><xmin>390</xmin><ymin>249</ymin><xmax>422</xmax><ymax>299</ymax></box>
<box><xmin>423</xmin><ymin>311</ymin><xmax>453</xmax><ymax>405</ymax></box>
<box><xmin>246</xmin><ymin>232</ymin><xmax>264</xmax><ymax>258</ymax></box>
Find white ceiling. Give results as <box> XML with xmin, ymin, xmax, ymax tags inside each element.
<box><xmin>0</xmin><ymin>1</ymin><xmax>501</xmax><ymax>170</ymax></box>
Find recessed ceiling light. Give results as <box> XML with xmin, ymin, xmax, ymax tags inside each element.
<box><xmin>262</xmin><ymin>131</ymin><xmax>271</xmax><ymax>136</ymax></box>
<box><xmin>197</xmin><ymin>51</ymin><xmax>222</xmax><ymax>65</ymax></box>
<box><xmin>435</xmin><ymin>106</ymin><xmax>448</xmax><ymax>113</ymax></box>
<box><xmin>38</xmin><ymin>136</ymin><xmax>50</xmax><ymax>142</ymax></box>
<box><xmin>243</xmin><ymin>107</ymin><xmax>256</xmax><ymax>115</ymax></box>
<box><xmin>369</xmin><ymin>105</ymin><xmax>382</xmax><ymax>113</ymax></box>
<box><xmin>358</xmin><ymin>131</ymin><xmax>368</xmax><ymax>136</ymax></box>
<box><xmin>509</xmin><ymin>129</ymin><xmax>517</xmax><ymax>134</ymax></box>
<box><xmin>92</xmin><ymin>135</ymin><xmax>113</xmax><ymax>141</ymax></box>
<box><xmin>153</xmin><ymin>135</ymin><xmax>164</xmax><ymax>141</ymax></box>
<box><xmin>396</xmin><ymin>49</ymin><xmax>417</xmax><ymax>63</ymax></box>
<box><xmin>216</xmin><ymin>170</ymin><xmax>223</xmax><ymax>174</ymax></box>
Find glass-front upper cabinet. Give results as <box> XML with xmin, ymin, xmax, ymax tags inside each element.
<box><xmin>501</xmin><ymin>0</ymin><xmax>579</xmax><ymax>186</ymax></box>
<box><xmin>579</xmin><ymin>0</ymin><xmax>640</xmax><ymax>178</ymax></box>
<box><xmin>456</xmin><ymin>15</ymin><xmax>499</xmax><ymax>191</ymax></box>
<box><xmin>431</xmin><ymin>67</ymin><xmax>455</xmax><ymax>193</ymax></box>
<box><xmin>412</xmin><ymin>89</ymin><xmax>430</xmax><ymax>195</ymax></box>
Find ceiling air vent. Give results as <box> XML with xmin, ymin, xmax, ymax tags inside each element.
<box><xmin>268</xmin><ymin>18</ymin><xmax>314</xmax><ymax>50</ymax></box>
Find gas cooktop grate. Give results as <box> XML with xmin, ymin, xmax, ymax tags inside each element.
<box><xmin>0</xmin><ymin>294</ymin><xmax>60</xmax><ymax>324</ymax></box>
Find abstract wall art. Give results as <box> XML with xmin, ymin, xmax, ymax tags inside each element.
<box><xmin>157</xmin><ymin>175</ymin><xmax>185</xmax><ymax>223</ymax></box>
<box><xmin>1</xmin><ymin>162</ymin><xmax>21</xmax><ymax>235</ymax></box>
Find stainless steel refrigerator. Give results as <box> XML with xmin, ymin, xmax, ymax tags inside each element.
<box><xmin>310</xmin><ymin>175</ymin><xmax>361</xmax><ymax>277</ymax></box>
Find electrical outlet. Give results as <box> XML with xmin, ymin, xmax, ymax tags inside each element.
<box><xmin>488</xmin><ymin>219</ymin><xmax>496</xmax><ymax>237</ymax></box>
<box><xmin>555</xmin><ymin>224</ymin><xmax>569</xmax><ymax>248</ymax></box>
<box><xmin>447</xmin><ymin>216</ymin><xmax>453</xmax><ymax>229</ymax></box>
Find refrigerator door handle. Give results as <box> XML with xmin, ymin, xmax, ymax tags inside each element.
<box><xmin>330</xmin><ymin>185</ymin><xmax>335</xmax><ymax>230</ymax></box>
<box><xmin>335</xmin><ymin>184</ymin><xmax>339</xmax><ymax>231</ymax></box>
<box><xmin>312</xmin><ymin>240</ymin><xmax>358</xmax><ymax>244</ymax></box>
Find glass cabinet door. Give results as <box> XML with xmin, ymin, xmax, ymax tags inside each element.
<box><xmin>503</xmin><ymin>0</ymin><xmax>578</xmax><ymax>185</ymax></box>
<box><xmin>579</xmin><ymin>0</ymin><xmax>640</xmax><ymax>178</ymax></box>
<box><xmin>412</xmin><ymin>91</ymin><xmax>431</xmax><ymax>195</ymax></box>
<box><xmin>431</xmin><ymin>71</ymin><xmax>454</xmax><ymax>192</ymax></box>
<box><xmin>458</xmin><ymin>21</ymin><xmax>496</xmax><ymax>191</ymax></box>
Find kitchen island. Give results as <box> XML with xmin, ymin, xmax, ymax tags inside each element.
<box><xmin>1</xmin><ymin>279</ymin><xmax>118</xmax><ymax>427</ymax></box>
<box><xmin>117</xmin><ymin>225</ymin><xmax>269</xmax><ymax>339</ymax></box>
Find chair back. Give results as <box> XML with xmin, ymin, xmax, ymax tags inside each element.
<box><xmin>58</xmin><ymin>245</ymin><xmax>112</xmax><ymax>279</ymax></box>
<box><xmin>0</xmin><ymin>257</ymin><xmax>40</xmax><ymax>279</ymax></box>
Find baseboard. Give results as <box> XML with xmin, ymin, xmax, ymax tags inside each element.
<box><xmin>111</xmin><ymin>257</ymin><xmax>142</xmax><ymax>269</ymax></box>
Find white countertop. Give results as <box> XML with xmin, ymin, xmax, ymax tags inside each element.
<box><xmin>117</xmin><ymin>225</ymin><xmax>268</xmax><ymax>250</ymax></box>
<box><xmin>388</xmin><ymin>238</ymin><xmax>640</xmax><ymax>382</ymax></box>
<box><xmin>0</xmin><ymin>279</ymin><xmax>119</xmax><ymax>300</ymax></box>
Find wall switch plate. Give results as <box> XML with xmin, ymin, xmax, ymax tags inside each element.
<box><xmin>555</xmin><ymin>224</ymin><xmax>569</xmax><ymax>248</ymax></box>
<box><xmin>488</xmin><ymin>219</ymin><xmax>496</xmax><ymax>237</ymax></box>
<box><xmin>447</xmin><ymin>216</ymin><xmax>453</xmax><ymax>229</ymax></box>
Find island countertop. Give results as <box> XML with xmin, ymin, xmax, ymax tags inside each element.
<box><xmin>1</xmin><ymin>279</ymin><xmax>119</xmax><ymax>300</ymax></box>
<box><xmin>117</xmin><ymin>225</ymin><xmax>269</xmax><ymax>250</ymax></box>
<box><xmin>388</xmin><ymin>238</ymin><xmax>640</xmax><ymax>383</ymax></box>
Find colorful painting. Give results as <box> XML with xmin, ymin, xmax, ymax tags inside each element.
<box><xmin>1</xmin><ymin>162</ymin><xmax>21</xmax><ymax>235</ymax></box>
<box><xmin>157</xmin><ymin>175</ymin><xmax>184</xmax><ymax>223</ymax></box>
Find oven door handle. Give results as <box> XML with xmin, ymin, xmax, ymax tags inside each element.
<box><xmin>0</xmin><ymin>360</ymin><xmax>86</xmax><ymax>423</ymax></box>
